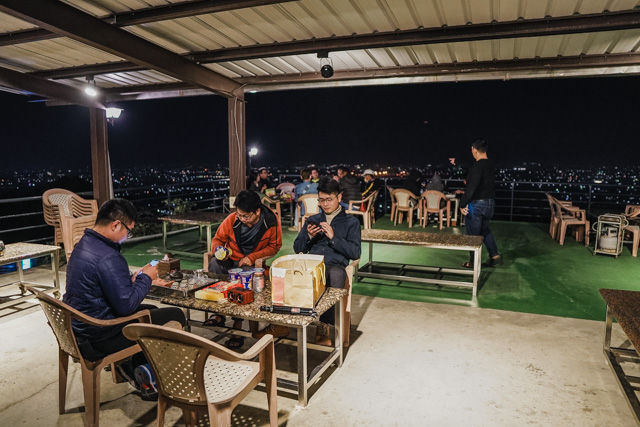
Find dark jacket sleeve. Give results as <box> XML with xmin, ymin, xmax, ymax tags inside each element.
<box><xmin>98</xmin><ymin>252</ymin><xmax>152</xmax><ymax>317</ymax></box>
<box><xmin>460</xmin><ymin>162</ymin><xmax>480</xmax><ymax>208</ymax></box>
<box><xmin>329</xmin><ymin>217</ymin><xmax>361</xmax><ymax>261</ymax></box>
<box><xmin>293</xmin><ymin>218</ymin><xmax>318</xmax><ymax>253</ymax></box>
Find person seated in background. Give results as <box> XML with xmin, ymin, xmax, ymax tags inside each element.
<box><xmin>310</xmin><ymin>167</ymin><xmax>320</xmax><ymax>183</ymax></box>
<box><xmin>335</xmin><ymin>165</ymin><xmax>361</xmax><ymax>210</ymax></box>
<box><xmin>401</xmin><ymin>169</ymin><xmax>423</xmax><ymax>196</ymax></box>
<box><xmin>361</xmin><ymin>168</ymin><xmax>381</xmax><ymax>198</ymax></box>
<box><xmin>248</xmin><ymin>167</ymin><xmax>270</xmax><ymax>193</ymax></box>
<box><xmin>426</xmin><ymin>172</ymin><xmax>445</xmax><ymax>192</ymax></box>
<box><xmin>253</xmin><ymin>178</ymin><xmax>361</xmax><ymax>346</ymax></box>
<box><xmin>64</xmin><ymin>198</ymin><xmax>186</xmax><ymax>400</ymax></box>
<box><xmin>207</xmin><ymin>190</ymin><xmax>282</xmax><ymax>348</ymax></box>
<box><xmin>295</xmin><ymin>167</ymin><xmax>319</xmax><ymax>222</ymax></box>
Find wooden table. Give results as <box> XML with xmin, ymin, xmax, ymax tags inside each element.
<box><xmin>600</xmin><ymin>288</ymin><xmax>640</xmax><ymax>423</ymax></box>
<box><xmin>357</xmin><ymin>229</ymin><xmax>483</xmax><ymax>296</ymax></box>
<box><xmin>158</xmin><ymin>211</ymin><xmax>228</xmax><ymax>257</ymax></box>
<box><xmin>147</xmin><ymin>280</ymin><xmax>346</xmax><ymax>407</ymax></box>
<box><xmin>0</xmin><ymin>243</ymin><xmax>60</xmax><ymax>310</ymax></box>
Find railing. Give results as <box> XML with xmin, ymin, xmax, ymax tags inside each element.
<box><xmin>1</xmin><ymin>177</ymin><xmax>638</xmax><ymax>244</ymax></box>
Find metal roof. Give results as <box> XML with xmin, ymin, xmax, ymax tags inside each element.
<box><xmin>0</xmin><ymin>0</ymin><xmax>639</xmax><ymax>101</ymax></box>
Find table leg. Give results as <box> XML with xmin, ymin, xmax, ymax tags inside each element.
<box><xmin>335</xmin><ymin>298</ymin><xmax>343</xmax><ymax>367</ymax></box>
<box><xmin>297</xmin><ymin>326</ymin><xmax>308</xmax><ymax>407</ymax></box>
<box><xmin>17</xmin><ymin>260</ymin><xmax>24</xmax><ymax>284</ymax></box>
<box><xmin>162</xmin><ymin>222</ymin><xmax>167</xmax><ymax>253</ymax></box>
<box><xmin>472</xmin><ymin>248</ymin><xmax>480</xmax><ymax>296</ymax></box>
<box><xmin>604</xmin><ymin>304</ymin><xmax>613</xmax><ymax>352</ymax></box>
<box><xmin>368</xmin><ymin>241</ymin><xmax>373</xmax><ymax>265</ymax></box>
<box><xmin>206</xmin><ymin>226</ymin><xmax>212</xmax><ymax>254</ymax></box>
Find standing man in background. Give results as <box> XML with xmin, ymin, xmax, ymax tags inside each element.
<box><xmin>460</xmin><ymin>138</ymin><xmax>502</xmax><ymax>268</ymax></box>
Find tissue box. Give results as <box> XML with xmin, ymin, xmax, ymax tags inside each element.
<box><xmin>158</xmin><ymin>258</ymin><xmax>180</xmax><ymax>276</ymax></box>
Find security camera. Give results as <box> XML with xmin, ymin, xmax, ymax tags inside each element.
<box><xmin>321</xmin><ymin>64</ymin><xmax>334</xmax><ymax>78</ymax></box>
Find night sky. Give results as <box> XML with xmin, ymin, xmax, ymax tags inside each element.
<box><xmin>1</xmin><ymin>76</ymin><xmax>639</xmax><ymax>170</ymax></box>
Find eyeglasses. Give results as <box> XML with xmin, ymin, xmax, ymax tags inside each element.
<box><xmin>236</xmin><ymin>211</ymin><xmax>255</xmax><ymax>220</ymax></box>
<box><xmin>120</xmin><ymin>221</ymin><xmax>134</xmax><ymax>238</ymax></box>
<box><xmin>317</xmin><ymin>197</ymin><xmax>336</xmax><ymax>204</ymax></box>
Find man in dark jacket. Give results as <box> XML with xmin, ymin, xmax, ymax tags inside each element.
<box><xmin>64</xmin><ymin>199</ymin><xmax>185</xmax><ymax>391</ymax></box>
<box><xmin>336</xmin><ymin>165</ymin><xmax>361</xmax><ymax>209</ymax></box>
<box><xmin>460</xmin><ymin>138</ymin><xmax>502</xmax><ymax>268</ymax></box>
<box><xmin>254</xmin><ymin>178</ymin><xmax>361</xmax><ymax>345</ymax></box>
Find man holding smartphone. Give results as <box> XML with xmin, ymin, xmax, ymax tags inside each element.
<box><xmin>254</xmin><ymin>178</ymin><xmax>361</xmax><ymax>345</ymax></box>
<box><xmin>64</xmin><ymin>198</ymin><xmax>185</xmax><ymax>399</ymax></box>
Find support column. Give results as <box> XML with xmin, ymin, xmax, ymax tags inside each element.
<box><xmin>89</xmin><ymin>107</ymin><xmax>113</xmax><ymax>207</ymax></box>
<box><xmin>228</xmin><ymin>89</ymin><xmax>246</xmax><ymax>197</ymax></box>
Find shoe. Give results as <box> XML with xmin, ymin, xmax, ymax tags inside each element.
<box><xmin>488</xmin><ymin>255</ymin><xmax>503</xmax><ymax>267</ymax></box>
<box><xmin>252</xmin><ymin>324</ymin><xmax>289</xmax><ymax>339</ymax></box>
<box><xmin>226</xmin><ymin>336</ymin><xmax>245</xmax><ymax>349</ymax></box>
<box><xmin>134</xmin><ymin>363</ymin><xmax>158</xmax><ymax>401</ymax></box>
<box><xmin>315</xmin><ymin>323</ymin><xmax>331</xmax><ymax>346</ymax></box>
<box><xmin>203</xmin><ymin>314</ymin><xmax>226</xmax><ymax>327</ymax></box>
<box><xmin>461</xmin><ymin>261</ymin><xmax>473</xmax><ymax>269</ymax></box>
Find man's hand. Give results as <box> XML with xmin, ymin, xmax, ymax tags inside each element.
<box><xmin>318</xmin><ymin>222</ymin><xmax>334</xmax><ymax>240</ymax></box>
<box><xmin>461</xmin><ymin>207</ymin><xmax>469</xmax><ymax>216</ymax></box>
<box><xmin>140</xmin><ymin>263</ymin><xmax>158</xmax><ymax>280</ymax></box>
<box><xmin>307</xmin><ymin>223</ymin><xmax>324</xmax><ymax>238</ymax></box>
<box><xmin>239</xmin><ymin>256</ymin><xmax>252</xmax><ymax>267</ymax></box>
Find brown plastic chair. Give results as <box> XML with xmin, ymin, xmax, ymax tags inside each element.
<box><xmin>342</xmin><ymin>258</ymin><xmax>360</xmax><ymax>347</ymax></box>
<box><xmin>420</xmin><ymin>190</ymin><xmax>450</xmax><ymax>229</ymax></box>
<box><xmin>346</xmin><ymin>192</ymin><xmax>377</xmax><ymax>229</ymax></box>
<box><xmin>297</xmin><ymin>193</ymin><xmax>320</xmax><ymax>231</ymax></box>
<box><xmin>387</xmin><ymin>186</ymin><xmax>397</xmax><ymax>223</ymax></box>
<box><xmin>123</xmin><ymin>323</ymin><xmax>278</xmax><ymax>427</ymax></box>
<box><xmin>392</xmin><ymin>189</ymin><xmax>420</xmax><ymax>228</ymax></box>
<box><xmin>623</xmin><ymin>205</ymin><xmax>640</xmax><ymax>257</ymax></box>
<box><xmin>42</xmin><ymin>188</ymin><xmax>98</xmax><ymax>259</ymax></box>
<box><xmin>261</xmin><ymin>196</ymin><xmax>281</xmax><ymax>224</ymax></box>
<box><xmin>26</xmin><ymin>286</ymin><xmax>151</xmax><ymax>427</ymax></box>
<box><xmin>545</xmin><ymin>193</ymin><xmax>573</xmax><ymax>239</ymax></box>
<box><xmin>276</xmin><ymin>182</ymin><xmax>295</xmax><ymax>195</ymax></box>
<box><xmin>554</xmin><ymin>200</ymin><xmax>589</xmax><ymax>246</ymax></box>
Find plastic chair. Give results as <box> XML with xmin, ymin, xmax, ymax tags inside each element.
<box><xmin>623</xmin><ymin>205</ymin><xmax>640</xmax><ymax>257</ymax></box>
<box><xmin>420</xmin><ymin>190</ymin><xmax>450</xmax><ymax>229</ymax></box>
<box><xmin>554</xmin><ymin>200</ymin><xmax>589</xmax><ymax>246</ymax></box>
<box><xmin>391</xmin><ymin>189</ymin><xmax>420</xmax><ymax>228</ymax></box>
<box><xmin>42</xmin><ymin>188</ymin><xmax>98</xmax><ymax>260</ymax></box>
<box><xmin>261</xmin><ymin>196</ymin><xmax>281</xmax><ymax>224</ymax></box>
<box><xmin>387</xmin><ymin>186</ymin><xmax>396</xmax><ymax>223</ymax></box>
<box><xmin>276</xmin><ymin>182</ymin><xmax>295</xmax><ymax>196</ymax></box>
<box><xmin>545</xmin><ymin>193</ymin><xmax>573</xmax><ymax>239</ymax></box>
<box><xmin>123</xmin><ymin>323</ymin><xmax>278</xmax><ymax>427</ymax></box>
<box><xmin>26</xmin><ymin>286</ymin><xmax>151</xmax><ymax>427</ymax></box>
<box><xmin>297</xmin><ymin>194</ymin><xmax>320</xmax><ymax>231</ymax></box>
<box><xmin>346</xmin><ymin>192</ymin><xmax>377</xmax><ymax>229</ymax></box>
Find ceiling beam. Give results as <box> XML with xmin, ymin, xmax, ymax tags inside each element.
<box><xmin>0</xmin><ymin>0</ymin><xmax>241</xmax><ymax>97</ymax></box>
<box><xmin>98</xmin><ymin>52</ymin><xmax>640</xmax><ymax>98</ymax></box>
<box><xmin>30</xmin><ymin>9</ymin><xmax>640</xmax><ymax>81</ymax></box>
<box><xmin>0</xmin><ymin>65</ymin><xmax>105</xmax><ymax>108</ymax></box>
<box><xmin>0</xmin><ymin>0</ymin><xmax>296</xmax><ymax>47</ymax></box>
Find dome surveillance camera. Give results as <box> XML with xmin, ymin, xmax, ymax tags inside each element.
<box><xmin>320</xmin><ymin>64</ymin><xmax>334</xmax><ymax>78</ymax></box>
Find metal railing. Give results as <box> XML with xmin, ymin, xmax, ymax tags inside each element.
<box><xmin>1</xmin><ymin>177</ymin><xmax>638</xmax><ymax>245</ymax></box>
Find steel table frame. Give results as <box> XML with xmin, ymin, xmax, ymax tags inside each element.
<box><xmin>357</xmin><ymin>231</ymin><xmax>482</xmax><ymax>296</ymax></box>
<box><xmin>159</xmin><ymin>212</ymin><xmax>228</xmax><ymax>257</ymax></box>
<box><xmin>150</xmin><ymin>287</ymin><xmax>345</xmax><ymax>407</ymax></box>
<box><xmin>602</xmin><ymin>303</ymin><xmax>640</xmax><ymax>423</ymax></box>
<box><xmin>0</xmin><ymin>243</ymin><xmax>61</xmax><ymax>310</ymax></box>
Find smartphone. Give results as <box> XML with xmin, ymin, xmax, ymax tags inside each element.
<box><xmin>149</xmin><ymin>259</ymin><xmax>159</xmax><ymax>267</ymax></box>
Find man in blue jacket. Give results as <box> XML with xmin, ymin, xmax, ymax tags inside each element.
<box><xmin>64</xmin><ymin>199</ymin><xmax>185</xmax><ymax>397</ymax></box>
<box><xmin>253</xmin><ymin>178</ymin><xmax>361</xmax><ymax>345</ymax></box>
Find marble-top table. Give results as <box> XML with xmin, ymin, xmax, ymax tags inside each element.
<box><xmin>158</xmin><ymin>211</ymin><xmax>229</xmax><ymax>257</ymax></box>
<box><xmin>0</xmin><ymin>243</ymin><xmax>61</xmax><ymax>310</ymax></box>
<box><xmin>148</xmin><ymin>277</ymin><xmax>346</xmax><ymax>407</ymax></box>
<box><xmin>600</xmin><ymin>288</ymin><xmax>640</xmax><ymax>422</ymax></box>
<box><xmin>358</xmin><ymin>229</ymin><xmax>483</xmax><ymax>296</ymax></box>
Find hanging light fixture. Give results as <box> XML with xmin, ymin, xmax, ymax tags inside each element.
<box><xmin>84</xmin><ymin>76</ymin><xmax>98</xmax><ymax>97</ymax></box>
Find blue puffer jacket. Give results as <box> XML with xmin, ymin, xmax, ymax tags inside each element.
<box><xmin>63</xmin><ymin>229</ymin><xmax>152</xmax><ymax>342</ymax></box>
<box><xmin>293</xmin><ymin>209</ymin><xmax>361</xmax><ymax>266</ymax></box>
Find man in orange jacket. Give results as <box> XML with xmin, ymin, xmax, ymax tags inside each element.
<box><xmin>208</xmin><ymin>190</ymin><xmax>282</xmax><ymax>272</ymax></box>
<box><xmin>206</xmin><ymin>190</ymin><xmax>282</xmax><ymax>349</ymax></box>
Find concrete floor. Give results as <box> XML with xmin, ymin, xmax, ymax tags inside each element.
<box><xmin>0</xmin><ymin>266</ymin><xmax>637</xmax><ymax>426</ymax></box>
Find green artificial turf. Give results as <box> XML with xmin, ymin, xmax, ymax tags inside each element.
<box><xmin>121</xmin><ymin>216</ymin><xmax>640</xmax><ymax>321</ymax></box>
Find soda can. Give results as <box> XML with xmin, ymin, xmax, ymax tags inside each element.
<box><xmin>228</xmin><ymin>268</ymin><xmax>242</xmax><ymax>281</ymax></box>
<box><xmin>238</xmin><ymin>271</ymin><xmax>253</xmax><ymax>290</ymax></box>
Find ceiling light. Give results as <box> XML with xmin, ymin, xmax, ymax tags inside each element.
<box><xmin>106</xmin><ymin>107</ymin><xmax>123</xmax><ymax>119</ymax></box>
<box><xmin>84</xmin><ymin>76</ymin><xmax>98</xmax><ymax>97</ymax></box>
